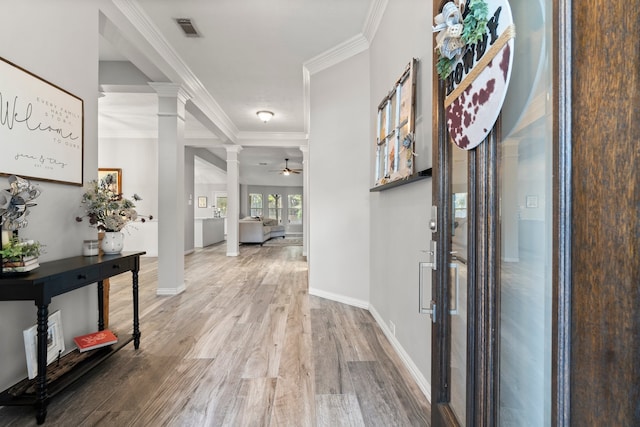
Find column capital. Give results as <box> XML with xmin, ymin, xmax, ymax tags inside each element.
<box><xmin>299</xmin><ymin>145</ymin><xmax>309</xmax><ymax>154</ymax></box>
<box><xmin>148</xmin><ymin>82</ymin><xmax>191</xmax><ymax>104</ymax></box>
<box><xmin>224</xmin><ymin>145</ymin><xmax>243</xmax><ymax>154</ymax></box>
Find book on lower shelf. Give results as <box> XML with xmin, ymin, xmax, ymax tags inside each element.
<box><xmin>73</xmin><ymin>329</ymin><xmax>118</xmax><ymax>353</ymax></box>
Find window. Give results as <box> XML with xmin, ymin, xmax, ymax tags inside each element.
<box><xmin>288</xmin><ymin>194</ymin><xmax>302</xmax><ymax>225</ymax></box>
<box><xmin>268</xmin><ymin>194</ymin><xmax>282</xmax><ymax>223</ymax></box>
<box><xmin>249</xmin><ymin>193</ymin><xmax>262</xmax><ymax>217</ymax></box>
<box><xmin>215</xmin><ymin>193</ymin><xmax>227</xmax><ymax>217</ymax></box>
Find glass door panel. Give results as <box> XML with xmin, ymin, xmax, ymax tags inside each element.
<box><xmin>449</xmin><ymin>146</ymin><xmax>468</xmax><ymax>424</ymax></box>
<box><xmin>268</xmin><ymin>194</ymin><xmax>282</xmax><ymax>223</ymax></box>
<box><xmin>498</xmin><ymin>0</ymin><xmax>552</xmax><ymax>425</ymax></box>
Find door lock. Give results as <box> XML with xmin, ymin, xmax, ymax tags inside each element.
<box><xmin>429</xmin><ymin>205</ymin><xmax>437</xmax><ymax>232</ymax></box>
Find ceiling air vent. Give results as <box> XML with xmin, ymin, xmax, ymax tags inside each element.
<box><xmin>175</xmin><ymin>18</ymin><xmax>200</xmax><ymax>37</ymax></box>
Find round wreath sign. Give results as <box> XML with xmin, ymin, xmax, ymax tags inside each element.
<box><xmin>433</xmin><ymin>0</ymin><xmax>516</xmax><ymax>150</ymax></box>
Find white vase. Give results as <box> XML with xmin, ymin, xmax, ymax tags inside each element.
<box><xmin>101</xmin><ymin>231</ymin><xmax>124</xmax><ymax>255</ymax></box>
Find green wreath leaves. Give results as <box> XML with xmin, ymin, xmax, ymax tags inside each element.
<box><xmin>462</xmin><ymin>0</ymin><xmax>489</xmax><ymax>45</ymax></box>
<box><xmin>434</xmin><ymin>0</ymin><xmax>489</xmax><ymax>80</ymax></box>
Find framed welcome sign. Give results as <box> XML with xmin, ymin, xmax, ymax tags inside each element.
<box><xmin>0</xmin><ymin>56</ymin><xmax>83</xmax><ymax>185</ymax></box>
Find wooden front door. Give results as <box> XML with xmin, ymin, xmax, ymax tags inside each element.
<box><xmin>429</xmin><ymin>1</ymin><xmax>555</xmax><ymax>425</ymax></box>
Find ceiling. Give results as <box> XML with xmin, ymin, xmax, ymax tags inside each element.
<box><xmin>98</xmin><ymin>0</ymin><xmax>381</xmax><ymax>185</ymax></box>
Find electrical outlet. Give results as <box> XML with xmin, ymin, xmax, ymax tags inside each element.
<box><xmin>390</xmin><ymin>321</ymin><xmax>396</xmax><ymax>336</ymax></box>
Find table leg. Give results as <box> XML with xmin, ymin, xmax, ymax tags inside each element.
<box><xmin>35</xmin><ymin>303</ymin><xmax>49</xmax><ymax>424</ymax></box>
<box><xmin>132</xmin><ymin>269</ymin><xmax>140</xmax><ymax>349</ymax></box>
<box><xmin>103</xmin><ymin>279</ymin><xmax>110</xmax><ymax>328</ymax></box>
<box><xmin>97</xmin><ymin>280</ymin><xmax>104</xmax><ymax>331</ymax></box>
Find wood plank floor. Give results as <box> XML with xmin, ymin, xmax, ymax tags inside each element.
<box><xmin>0</xmin><ymin>243</ymin><xmax>430</xmax><ymax>426</ymax></box>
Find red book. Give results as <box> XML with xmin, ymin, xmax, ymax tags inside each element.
<box><xmin>73</xmin><ymin>330</ymin><xmax>118</xmax><ymax>352</ymax></box>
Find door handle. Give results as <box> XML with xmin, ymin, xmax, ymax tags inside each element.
<box><xmin>449</xmin><ymin>262</ymin><xmax>459</xmax><ymax>315</ymax></box>
<box><xmin>420</xmin><ymin>241</ymin><xmax>437</xmax><ymax>270</ymax></box>
<box><xmin>418</xmin><ymin>262</ymin><xmax>436</xmax><ymax>323</ymax></box>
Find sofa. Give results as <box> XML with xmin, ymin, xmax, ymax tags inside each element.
<box><xmin>239</xmin><ymin>217</ymin><xmax>285</xmax><ymax>244</ymax></box>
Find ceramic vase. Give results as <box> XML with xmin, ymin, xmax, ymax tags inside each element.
<box><xmin>101</xmin><ymin>231</ymin><xmax>124</xmax><ymax>255</ymax></box>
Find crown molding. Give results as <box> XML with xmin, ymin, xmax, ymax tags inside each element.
<box><xmin>303</xmin><ymin>33</ymin><xmax>369</xmax><ymax>76</ymax></box>
<box><xmin>237</xmin><ymin>131</ymin><xmax>308</xmax><ymax>140</ymax></box>
<box><xmin>362</xmin><ymin>0</ymin><xmax>388</xmax><ymax>42</ymax></box>
<box><xmin>237</xmin><ymin>132</ymin><xmax>309</xmax><ymax>147</ymax></box>
<box><xmin>112</xmin><ymin>0</ymin><xmax>239</xmax><ymax>142</ymax></box>
<box><xmin>303</xmin><ymin>66</ymin><xmax>311</xmax><ymax>134</ymax></box>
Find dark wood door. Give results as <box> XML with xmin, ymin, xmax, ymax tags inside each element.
<box><xmin>565</xmin><ymin>0</ymin><xmax>640</xmax><ymax>424</ymax></box>
<box><xmin>430</xmin><ymin>1</ymin><xmax>556</xmax><ymax>425</ymax></box>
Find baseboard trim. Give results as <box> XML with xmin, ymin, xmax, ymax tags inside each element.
<box><xmin>308</xmin><ymin>288</ymin><xmax>432</xmax><ymax>403</ymax></box>
<box><xmin>368</xmin><ymin>304</ymin><xmax>432</xmax><ymax>403</ymax></box>
<box><xmin>156</xmin><ymin>283</ymin><xmax>186</xmax><ymax>296</ymax></box>
<box><xmin>308</xmin><ymin>287</ymin><xmax>369</xmax><ymax>309</ymax></box>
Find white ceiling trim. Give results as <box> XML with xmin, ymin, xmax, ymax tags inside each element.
<box><xmin>238</xmin><ymin>133</ymin><xmax>308</xmax><ymax>148</ymax></box>
<box><xmin>303</xmin><ymin>34</ymin><xmax>369</xmax><ymax>76</ymax></box>
<box><xmin>302</xmin><ymin>0</ymin><xmax>388</xmax><ymax>76</ymax></box>
<box><xmin>112</xmin><ymin>0</ymin><xmax>239</xmax><ymax>143</ymax></box>
<box><xmin>303</xmin><ymin>67</ymin><xmax>311</xmax><ymax>135</ymax></box>
<box><xmin>362</xmin><ymin>0</ymin><xmax>389</xmax><ymax>42</ymax></box>
<box><xmin>237</xmin><ymin>132</ymin><xmax>308</xmax><ymax>141</ymax></box>
<box><xmin>300</xmin><ymin>0</ymin><xmax>387</xmax><ymax>135</ymax></box>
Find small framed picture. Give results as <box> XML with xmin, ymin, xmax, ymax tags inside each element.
<box><xmin>98</xmin><ymin>168</ymin><xmax>122</xmax><ymax>195</ymax></box>
<box><xmin>198</xmin><ymin>196</ymin><xmax>208</xmax><ymax>208</ymax></box>
<box><xmin>526</xmin><ymin>195</ymin><xmax>538</xmax><ymax>208</ymax></box>
<box><xmin>23</xmin><ymin>310</ymin><xmax>65</xmax><ymax>379</ymax></box>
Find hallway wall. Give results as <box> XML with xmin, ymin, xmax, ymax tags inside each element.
<box><xmin>368</xmin><ymin>0</ymin><xmax>434</xmax><ymax>396</ymax></box>
<box><xmin>0</xmin><ymin>0</ymin><xmax>103</xmax><ymax>390</ymax></box>
<box><xmin>309</xmin><ymin>50</ymin><xmax>371</xmax><ymax>306</ymax></box>
<box><xmin>308</xmin><ymin>0</ymin><xmax>433</xmax><ymax>398</ymax></box>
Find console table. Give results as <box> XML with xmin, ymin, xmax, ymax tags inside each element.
<box><xmin>0</xmin><ymin>251</ymin><xmax>145</xmax><ymax>424</ymax></box>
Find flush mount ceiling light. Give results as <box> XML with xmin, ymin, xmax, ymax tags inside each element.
<box><xmin>256</xmin><ymin>110</ymin><xmax>274</xmax><ymax>123</ymax></box>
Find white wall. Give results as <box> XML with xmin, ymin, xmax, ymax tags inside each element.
<box><xmin>194</xmin><ymin>183</ymin><xmax>226</xmax><ymax>217</ymax></box>
<box><xmin>0</xmin><ymin>0</ymin><xmax>104</xmax><ymax>390</ymax></box>
<box><xmin>307</xmin><ymin>0</ymin><xmax>434</xmax><ymax>397</ymax></box>
<box><xmin>99</xmin><ymin>137</ymin><xmax>159</xmax><ymax>255</ymax></box>
<box><xmin>309</xmin><ymin>50</ymin><xmax>371</xmax><ymax>306</ymax></box>
<box><xmin>368</xmin><ymin>0</ymin><xmax>433</xmax><ymax>396</ymax></box>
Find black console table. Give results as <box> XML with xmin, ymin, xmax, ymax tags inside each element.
<box><xmin>0</xmin><ymin>251</ymin><xmax>145</xmax><ymax>424</ymax></box>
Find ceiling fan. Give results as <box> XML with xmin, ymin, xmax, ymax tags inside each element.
<box><xmin>271</xmin><ymin>158</ymin><xmax>302</xmax><ymax>175</ymax></box>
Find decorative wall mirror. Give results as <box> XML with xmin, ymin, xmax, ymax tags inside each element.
<box><xmin>374</xmin><ymin>58</ymin><xmax>417</xmax><ymax>186</ymax></box>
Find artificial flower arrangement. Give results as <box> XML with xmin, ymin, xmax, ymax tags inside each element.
<box><xmin>76</xmin><ymin>173</ymin><xmax>152</xmax><ymax>232</ymax></box>
<box><xmin>0</xmin><ymin>175</ymin><xmax>43</xmax><ymax>272</ymax></box>
<box><xmin>0</xmin><ymin>175</ymin><xmax>41</xmax><ymax>231</ymax></box>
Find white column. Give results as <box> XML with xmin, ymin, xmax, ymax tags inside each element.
<box><xmin>149</xmin><ymin>82</ymin><xmax>190</xmax><ymax>295</ymax></box>
<box><xmin>225</xmin><ymin>145</ymin><xmax>242</xmax><ymax>256</ymax></box>
<box><xmin>300</xmin><ymin>145</ymin><xmax>309</xmax><ymax>258</ymax></box>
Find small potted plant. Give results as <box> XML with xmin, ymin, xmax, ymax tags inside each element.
<box><xmin>0</xmin><ymin>175</ymin><xmax>42</xmax><ymax>273</ymax></box>
<box><xmin>1</xmin><ymin>236</ymin><xmax>42</xmax><ymax>273</ymax></box>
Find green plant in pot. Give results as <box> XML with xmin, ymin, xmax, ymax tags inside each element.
<box><xmin>0</xmin><ymin>175</ymin><xmax>42</xmax><ymax>272</ymax></box>
<box><xmin>1</xmin><ymin>237</ymin><xmax>41</xmax><ymax>263</ymax></box>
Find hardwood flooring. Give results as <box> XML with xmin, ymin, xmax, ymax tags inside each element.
<box><xmin>0</xmin><ymin>244</ymin><xmax>430</xmax><ymax>426</ymax></box>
